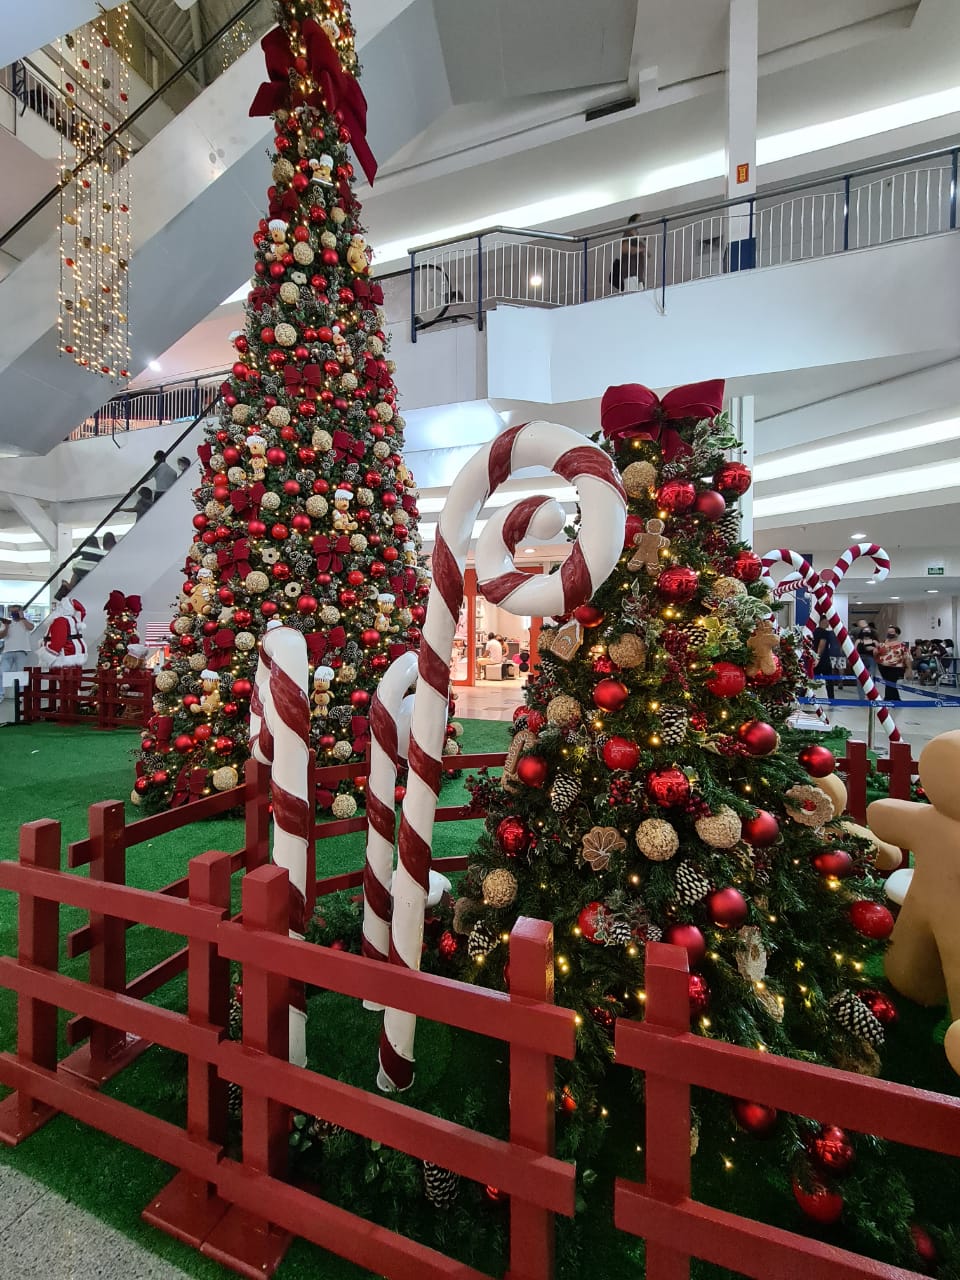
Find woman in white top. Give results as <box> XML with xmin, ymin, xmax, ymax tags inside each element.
<box><xmin>0</xmin><ymin>609</ymin><xmax>35</xmax><ymax>701</ymax></box>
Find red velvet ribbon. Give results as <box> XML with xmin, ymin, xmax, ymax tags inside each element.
<box><xmin>283</xmin><ymin>363</ymin><xmax>323</xmax><ymax>394</ymax></box>
<box><xmin>248</xmin><ymin>283</ymin><xmax>281</xmax><ymax>312</ymax></box>
<box><xmin>104</xmin><ymin>590</ymin><xmax>141</xmax><ymax>616</ymax></box>
<box><xmin>197</xmin><ymin>443</ymin><xmax>213</xmax><ymax>469</ymax></box>
<box><xmin>332</xmin><ymin>428</ymin><xmax>364</xmax><ymax>460</ymax></box>
<box><xmin>353</xmin><ymin>278</ymin><xmax>383</xmax><ymax>310</ymax></box>
<box><xmin>218</xmin><ymin>537</ymin><xmax>252</xmax><ymax>581</ymax></box>
<box><xmin>363</xmin><ymin>354</ymin><xmax>390</xmax><ymax>387</ymax></box>
<box><xmin>351</xmin><ymin>714</ymin><xmax>370</xmax><ymax>755</ymax></box>
<box><xmin>229</xmin><ymin>483</ymin><xmax>265</xmax><ymax>515</ymax></box>
<box><xmin>600</xmin><ymin>379</ymin><xmax>725</xmax><ymax>463</ymax></box>
<box><xmin>268</xmin><ymin>188</ymin><xmax>299</xmax><ymax>219</ymax></box>
<box><xmin>304</xmin><ymin>627</ymin><xmax>347</xmax><ymax>663</ymax></box>
<box><xmin>311</xmin><ymin>533</ymin><xmax>344</xmax><ymax>574</ymax></box>
<box><xmin>171</xmin><ymin>765</ymin><xmax>208</xmax><ymax>808</ymax></box>
<box><xmin>249</xmin><ymin>19</ymin><xmax>377</xmax><ymax>186</ymax></box>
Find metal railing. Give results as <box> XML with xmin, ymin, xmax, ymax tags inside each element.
<box><xmin>408</xmin><ymin>146</ymin><xmax>960</xmax><ymax>338</ymax></box>
<box><xmin>70</xmin><ymin>371</ymin><xmax>226</xmax><ymax>439</ymax></box>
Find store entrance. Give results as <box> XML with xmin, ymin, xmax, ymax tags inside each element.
<box><xmin>449</xmin><ymin>567</ymin><xmax>543</xmax><ymax>687</ymax></box>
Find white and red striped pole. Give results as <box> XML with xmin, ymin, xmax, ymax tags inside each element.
<box><xmin>377</xmin><ymin>421</ymin><xmax>627</xmax><ymax>1092</ymax></box>
<box><xmin>249</xmin><ymin>620</ymin><xmax>312</xmax><ymax>1067</ymax></box>
<box><xmin>761</xmin><ymin>544</ymin><xmax>900</xmax><ymax>742</ymax></box>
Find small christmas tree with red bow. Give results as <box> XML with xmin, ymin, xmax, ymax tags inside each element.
<box><xmin>98</xmin><ymin>589</ymin><xmax>143</xmax><ymax>670</ymax></box>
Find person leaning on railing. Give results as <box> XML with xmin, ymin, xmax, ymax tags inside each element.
<box><xmin>610</xmin><ymin>213</ymin><xmax>646</xmax><ymax>293</ymax></box>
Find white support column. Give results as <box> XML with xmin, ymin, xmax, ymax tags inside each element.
<box><xmin>728</xmin><ymin>395</ymin><xmax>755</xmax><ymax>544</ymax></box>
<box><xmin>7</xmin><ymin>494</ymin><xmax>57</xmax><ymax>550</ymax></box>
<box><xmin>55</xmin><ymin>523</ymin><xmax>74</xmax><ymax>583</ymax></box>
<box><xmin>725</xmin><ymin>0</ymin><xmax>758</xmax><ymax>263</ymax></box>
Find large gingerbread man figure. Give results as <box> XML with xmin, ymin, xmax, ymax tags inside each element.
<box><xmin>867</xmin><ymin>730</ymin><xmax>960</xmax><ymax>1073</ymax></box>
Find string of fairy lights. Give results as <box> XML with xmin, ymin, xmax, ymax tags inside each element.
<box><xmin>57</xmin><ymin>6</ymin><xmax>132</xmax><ymax>381</ymax></box>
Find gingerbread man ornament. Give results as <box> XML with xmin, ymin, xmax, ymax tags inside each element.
<box><xmin>627</xmin><ymin>518</ymin><xmax>669</xmax><ymax>575</ymax></box>
<box><xmin>867</xmin><ymin>730</ymin><xmax>960</xmax><ymax>1073</ymax></box>
<box><xmin>745</xmin><ymin>618</ymin><xmax>780</xmax><ymax>677</ymax></box>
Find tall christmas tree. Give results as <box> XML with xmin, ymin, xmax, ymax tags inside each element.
<box><xmin>449</xmin><ymin>381</ymin><xmax>921</xmax><ymax>1260</ymax></box>
<box><xmin>135</xmin><ymin>0</ymin><xmax>431</xmax><ymax>813</ymax></box>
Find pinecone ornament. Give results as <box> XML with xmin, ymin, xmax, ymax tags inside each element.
<box><xmin>605</xmin><ymin>918</ymin><xmax>634</xmax><ymax>946</ymax></box>
<box><xmin>467</xmin><ymin>921</ymin><xmax>499</xmax><ymax>960</ymax></box>
<box><xmin>659</xmin><ymin>705</ymin><xmax>688</xmax><ymax>746</ymax></box>
<box><xmin>644</xmin><ymin>923</ymin><xmax>664</xmax><ymax>943</ymax></box>
<box><xmin>550</xmin><ymin>772</ymin><xmax>581</xmax><ymax>813</ymax></box>
<box><xmin>717</xmin><ymin>509</ymin><xmax>741</xmax><ymax>542</ymax></box>
<box><xmin>829</xmin><ymin>990</ymin><xmax>885</xmax><ymax>1048</ymax></box>
<box><xmin>679</xmin><ymin>623</ymin><xmax>710</xmax><ymax>649</ymax></box>
<box><xmin>595</xmin><ymin>733</ymin><xmax>610</xmax><ymax>756</ymax></box>
<box><xmin>423</xmin><ymin>1160</ymin><xmax>460</xmax><ymax>1208</ymax></box>
<box><xmin>674</xmin><ymin>861</ymin><xmax>711</xmax><ymax>905</ymax></box>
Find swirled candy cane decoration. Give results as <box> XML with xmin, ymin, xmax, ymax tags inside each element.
<box><xmin>249</xmin><ymin>620</ymin><xmax>312</xmax><ymax>1067</ymax></box>
<box><xmin>377</xmin><ymin>420</ymin><xmax>627</xmax><ymax>1092</ymax></box>
<box><xmin>761</xmin><ymin>544</ymin><xmax>900</xmax><ymax>742</ymax></box>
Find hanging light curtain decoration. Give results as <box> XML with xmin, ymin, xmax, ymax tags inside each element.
<box><xmin>221</xmin><ymin>17</ymin><xmax>253</xmax><ymax>74</ymax></box>
<box><xmin>58</xmin><ymin>5</ymin><xmax>132</xmax><ymax>381</ymax></box>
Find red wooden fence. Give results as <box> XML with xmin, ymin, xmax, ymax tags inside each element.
<box><xmin>21</xmin><ymin>666</ymin><xmax>153</xmax><ymax>729</ymax></box>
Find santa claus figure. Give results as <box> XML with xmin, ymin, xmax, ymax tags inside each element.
<box><xmin>38</xmin><ymin>598</ymin><xmax>87</xmax><ymax>670</ymax></box>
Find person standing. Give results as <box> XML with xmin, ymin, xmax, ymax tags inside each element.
<box><xmin>812</xmin><ymin>622</ymin><xmax>836</xmax><ymax>703</ymax></box>
<box><xmin>0</xmin><ymin>608</ymin><xmax>36</xmax><ymax>702</ymax></box>
<box><xmin>853</xmin><ymin>618</ymin><xmax>878</xmax><ymax>700</ymax></box>
<box><xmin>152</xmin><ymin>451</ymin><xmax>177</xmax><ymax>499</ymax></box>
<box><xmin>610</xmin><ymin>213</ymin><xmax>646</xmax><ymax>293</ymax></box>
<box><xmin>875</xmin><ymin>625</ymin><xmax>911</xmax><ymax>702</ymax></box>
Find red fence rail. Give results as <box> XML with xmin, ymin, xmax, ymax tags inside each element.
<box><xmin>21</xmin><ymin>666</ymin><xmax>153</xmax><ymax>729</ymax></box>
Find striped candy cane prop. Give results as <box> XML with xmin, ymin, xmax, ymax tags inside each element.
<box><xmin>377</xmin><ymin>421</ymin><xmax>627</xmax><ymax>1092</ymax></box>
<box><xmin>249</xmin><ymin>620</ymin><xmax>312</xmax><ymax>1067</ymax></box>
<box><xmin>761</xmin><ymin>544</ymin><xmax>900</xmax><ymax>742</ymax></box>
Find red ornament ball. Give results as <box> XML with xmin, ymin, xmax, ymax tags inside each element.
<box><xmin>733</xmin><ymin>551</ymin><xmax>763</xmax><ymax>583</ymax></box>
<box><xmin>350</xmin><ymin>689</ymin><xmax>371</xmax><ymax>708</ymax></box>
<box><xmin>657</xmin><ymin>565</ymin><xmax>699</xmax><ymax>603</ymax></box>
<box><xmin>705</xmin><ymin>661</ymin><xmax>746</xmax><ymax>697</ymax></box>
<box><xmin>656</xmin><ymin>480</ymin><xmax>697</xmax><ymax>513</ymax></box>
<box><xmin>812</xmin><ymin>850</ymin><xmax>854</xmax><ymax>879</ymax></box>
<box><xmin>688</xmin><ymin>973</ymin><xmax>711</xmax><ymax>1016</ymax></box>
<box><xmin>266</xmin><ymin>447</ymin><xmax>287</xmax><ymax>466</ymax></box>
<box><xmin>360</xmin><ymin>628</ymin><xmax>382</xmax><ymax>647</ymax></box>
<box><xmin>602</xmin><ymin>736</ymin><xmax>641</xmax><ymax>771</ymax></box>
<box><xmin>516</xmin><ymin>755</ymin><xmax>549</xmax><ymax>788</ymax></box>
<box><xmin>214</xmin><ymin>736</ymin><xmax>234</xmax><ymax>755</ymax></box>
<box><xmin>741</xmin><ymin>809</ymin><xmax>780</xmax><ymax>846</ymax></box>
<box><xmin>733</xmin><ymin>1099</ymin><xmax>778</xmax><ymax>1137</ymax></box>
<box><xmin>577</xmin><ymin>901</ymin><xmax>610</xmax><ymax>943</ymax></box>
<box><xmin>808</xmin><ymin>1125</ymin><xmax>855</xmax><ymax>1177</ymax></box>
<box><xmin>296</xmin><ymin>595</ymin><xmax>317</xmax><ymax>614</ymax></box>
<box><xmin>708</xmin><ymin>887</ymin><xmax>748</xmax><ymax>928</ymax></box>
<box><xmin>714</xmin><ymin>461</ymin><xmax>752</xmax><ymax>496</ymax></box>
<box><xmin>134</xmin><ymin>776</ymin><xmax>150</xmax><ymax>794</ymax></box>
<box><xmin>174</xmin><ymin>734</ymin><xmax>193</xmax><ymax>753</ymax></box>
<box><xmin>749</xmin><ymin>654</ymin><xmax>783</xmax><ymax>687</ymax></box>
<box><xmin>496</xmin><ymin>816</ymin><xmax>532</xmax><ymax>857</ymax></box>
<box><xmin>231</xmin><ymin>679</ymin><xmax>252</xmax><ymax>697</ymax></box>
<box><xmin>849</xmin><ymin>900</ymin><xmax>895</xmax><ymax>940</ymax></box>
<box><xmin>910</xmin><ymin>1224</ymin><xmax>938</xmax><ymax>1267</ymax></box>
<box><xmin>857</xmin><ymin>988</ymin><xmax>898</xmax><ymax>1027</ymax></box>
<box><xmin>291</xmin><ymin>514</ymin><xmax>311</xmax><ymax>533</ymax></box>
<box><xmin>194</xmin><ymin>723</ymin><xmax>212</xmax><ymax>741</ymax></box>
<box><xmin>798</xmin><ymin>744</ymin><xmax>836</xmax><ymax>778</ymax></box>
<box><xmin>592</xmin><ymin>679</ymin><xmax>629</xmax><ymax>712</ymax></box>
<box><xmin>736</xmin><ymin>719</ymin><xmax>778</xmax><ymax>755</ymax></box>
<box><xmin>792</xmin><ymin>1174</ymin><xmax>844</xmax><ymax>1225</ymax></box>
<box><xmin>260</xmin><ymin>601</ymin><xmax>278</xmax><ymax>618</ymax></box>
<box><xmin>438</xmin><ymin>930</ymin><xmax>459</xmax><ymax>960</ymax></box>
<box><xmin>645</xmin><ymin>767</ymin><xmax>690</xmax><ymax>808</ymax></box>
<box><xmin>693</xmin><ymin>490</ymin><xmax>726</xmax><ymax>521</ymax></box>
<box><xmin>664</xmin><ymin>923</ymin><xmax>706</xmax><ymax>967</ymax></box>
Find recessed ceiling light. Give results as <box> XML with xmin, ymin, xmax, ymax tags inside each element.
<box><xmin>528</xmin><ymin>274</ymin><xmax>543</xmax><ymax>288</ymax></box>
<box><xmin>850</xmin><ymin>532</ymin><xmax>866</xmax><ymax>539</ymax></box>
<box><xmin>927</xmin><ymin>589</ymin><xmax>939</xmax><ymax>594</ymax></box>
<box><xmin>148</xmin><ymin>359</ymin><xmax>162</xmax><ymax>372</ymax></box>
<box><xmin>890</xmin><ymin>596</ymin><xmax>900</xmax><ymax>600</ymax></box>
<box><xmin>523</xmin><ymin>547</ymin><xmax>536</xmax><ymax>554</ymax></box>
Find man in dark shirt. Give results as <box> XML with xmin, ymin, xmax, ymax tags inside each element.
<box><xmin>853</xmin><ymin>618</ymin><xmax>878</xmax><ymax>701</ymax></box>
<box><xmin>812</xmin><ymin>625</ymin><xmax>836</xmax><ymax>702</ymax></box>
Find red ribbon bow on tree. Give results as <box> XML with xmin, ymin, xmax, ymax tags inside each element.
<box><xmin>600</xmin><ymin>379</ymin><xmax>725</xmax><ymax>463</ymax></box>
<box><xmin>305</xmin><ymin>627</ymin><xmax>347</xmax><ymax>662</ymax></box>
<box><xmin>104</xmin><ymin>590</ymin><xmax>142</xmax><ymax>616</ymax></box>
<box><xmin>218</xmin><ymin>538</ymin><xmax>252</xmax><ymax>581</ymax></box>
<box><xmin>311</xmin><ymin>534</ymin><xmax>344</xmax><ymax>574</ymax></box>
<box><xmin>332</xmin><ymin>428</ymin><xmax>364</xmax><ymax>460</ymax></box>
<box><xmin>353</xmin><ymin>278</ymin><xmax>383</xmax><ymax>310</ymax></box>
<box><xmin>351</xmin><ymin>714</ymin><xmax>370</xmax><ymax>755</ymax></box>
<box><xmin>249</xmin><ymin>19</ymin><xmax>377</xmax><ymax>186</ymax></box>
<box><xmin>229</xmin><ymin>483</ymin><xmax>265</xmax><ymax>515</ymax></box>
<box><xmin>197</xmin><ymin>443</ymin><xmax>213</xmax><ymax>470</ymax></box>
<box><xmin>203</xmin><ymin>628</ymin><xmax>237</xmax><ymax>670</ymax></box>
<box><xmin>283</xmin><ymin>363</ymin><xmax>323</xmax><ymax>394</ymax></box>
<box><xmin>268</xmin><ymin>188</ymin><xmax>300</xmax><ymax>219</ymax></box>
<box><xmin>171</xmin><ymin>765</ymin><xmax>208</xmax><ymax>808</ymax></box>
<box><xmin>363</xmin><ymin>354</ymin><xmax>391</xmax><ymax>388</ymax></box>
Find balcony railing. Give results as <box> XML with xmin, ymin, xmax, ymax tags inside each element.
<box><xmin>69</xmin><ymin>372</ymin><xmax>225</xmax><ymax>439</ymax></box>
<box><xmin>408</xmin><ymin>145</ymin><xmax>960</xmax><ymax>337</ymax></box>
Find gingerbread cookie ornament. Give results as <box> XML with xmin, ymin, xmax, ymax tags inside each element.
<box><xmin>867</xmin><ymin>730</ymin><xmax>960</xmax><ymax>1072</ymax></box>
<box><xmin>745</xmin><ymin>618</ymin><xmax>779</xmax><ymax>677</ymax></box>
<box><xmin>628</xmin><ymin>518</ymin><xmax>669</xmax><ymax>575</ymax></box>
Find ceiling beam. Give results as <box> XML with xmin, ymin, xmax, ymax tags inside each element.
<box><xmin>7</xmin><ymin>494</ymin><xmax>57</xmax><ymax>549</ymax></box>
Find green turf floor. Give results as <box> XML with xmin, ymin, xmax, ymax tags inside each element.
<box><xmin>1</xmin><ymin>721</ymin><xmax>958</xmax><ymax>1280</ymax></box>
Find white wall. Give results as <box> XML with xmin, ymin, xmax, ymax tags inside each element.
<box><xmin>894</xmin><ymin>598</ymin><xmax>958</xmax><ymax>643</ymax></box>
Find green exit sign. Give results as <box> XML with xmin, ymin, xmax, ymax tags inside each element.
<box><xmin>928</xmin><ymin>566</ymin><xmax>945</xmax><ymax>576</ymax></box>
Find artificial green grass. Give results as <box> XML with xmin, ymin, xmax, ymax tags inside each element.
<box><xmin>1</xmin><ymin>719</ymin><xmax>959</xmax><ymax>1280</ymax></box>
<box><xmin>0</xmin><ymin>718</ymin><xmax>508</xmax><ymax>1280</ymax></box>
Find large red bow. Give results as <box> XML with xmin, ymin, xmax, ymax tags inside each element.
<box><xmin>204</xmin><ymin>628</ymin><xmax>236</xmax><ymax>670</ymax></box>
<box><xmin>218</xmin><ymin>538</ymin><xmax>252</xmax><ymax>581</ymax></box>
<box><xmin>283</xmin><ymin>363</ymin><xmax>323</xmax><ymax>394</ymax></box>
<box><xmin>305</xmin><ymin>627</ymin><xmax>346</xmax><ymax>662</ymax></box>
<box><xmin>600</xmin><ymin>379</ymin><xmax>725</xmax><ymax>463</ymax></box>
<box><xmin>171</xmin><ymin>765</ymin><xmax>208</xmax><ymax>808</ymax></box>
<box><xmin>197</xmin><ymin>443</ymin><xmax>213</xmax><ymax>470</ymax></box>
<box><xmin>249</xmin><ymin>19</ymin><xmax>377</xmax><ymax>186</ymax></box>
<box><xmin>332</xmin><ymin>428</ymin><xmax>365</xmax><ymax>460</ymax></box>
<box><xmin>268</xmin><ymin>188</ymin><xmax>300</xmax><ymax>219</ymax></box>
<box><xmin>351</xmin><ymin>714</ymin><xmax>369</xmax><ymax>755</ymax></box>
<box><xmin>229</xmin><ymin>483</ymin><xmax>265</xmax><ymax>515</ymax></box>
<box><xmin>104</xmin><ymin>590</ymin><xmax>142</xmax><ymax>616</ymax></box>
<box><xmin>353</xmin><ymin>278</ymin><xmax>383</xmax><ymax>310</ymax></box>
<box><xmin>363</xmin><ymin>354</ymin><xmax>391</xmax><ymax>388</ymax></box>
<box><xmin>311</xmin><ymin>534</ymin><xmax>344</xmax><ymax>574</ymax></box>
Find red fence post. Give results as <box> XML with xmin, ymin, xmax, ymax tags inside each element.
<box><xmin>837</xmin><ymin>739</ymin><xmax>868</xmax><ymax>825</ymax></box>
<box><xmin>61</xmin><ymin>800</ymin><xmax>145</xmax><ymax>1085</ymax></box>
<box><xmin>0</xmin><ymin>819</ymin><xmax>61</xmax><ymax>1144</ymax></box>
<box><xmin>636</xmin><ymin>942</ymin><xmax>693</xmax><ymax>1280</ymax></box>
<box><xmin>243</xmin><ymin>757</ymin><xmax>271</xmax><ymax>873</ymax></box>
<box><xmin>201</xmin><ymin>864</ymin><xmax>291</xmax><ymax>1274</ymax></box>
<box><xmin>506</xmin><ymin>916</ymin><xmax>557</xmax><ymax>1280</ymax></box>
<box><xmin>878</xmin><ymin>740</ymin><xmax>920</xmax><ymax>870</ymax></box>
<box><xmin>143</xmin><ymin>849</ymin><xmax>234</xmax><ymax>1246</ymax></box>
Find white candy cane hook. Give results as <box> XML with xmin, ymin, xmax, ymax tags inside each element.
<box><xmin>376</xmin><ymin>421</ymin><xmax>627</xmax><ymax>1092</ymax></box>
<box><xmin>249</xmin><ymin>621</ymin><xmax>312</xmax><ymax>1067</ymax></box>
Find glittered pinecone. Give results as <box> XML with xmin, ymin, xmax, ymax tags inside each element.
<box><xmin>674</xmin><ymin>861</ymin><xmax>711</xmax><ymax>905</ymax></box>
<box><xmin>467</xmin><ymin>921</ymin><xmax>499</xmax><ymax>960</ymax></box>
<box><xmin>423</xmin><ymin>1161</ymin><xmax>460</xmax><ymax>1209</ymax></box>
<box><xmin>644</xmin><ymin>923</ymin><xmax>664</xmax><ymax>943</ymax></box>
<box><xmin>830</xmin><ymin>990</ymin><xmax>885</xmax><ymax>1048</ymax></box>
<box><xmin>605</xmin><ymin>919</ymin><xmax>633</xmax><ymax>947</ymax></box>
<box><xmin>679</xmin><ymin>623</ymin><xmax>710</xmax><ymax>649</ymax></box>
<box><xmin>659</xmin><ymin>706</ymin><xmax>688</xmax><ymax>746</ymax></box>
<box><xmin>595</xmin><ymin>734</ymin><xmax>610</xmax><ymax>756</ymax></box>
<box><xmin>550</xmin><ymin>772</ymin><xmax>581</xmax><ymax>813</ymax></box>
<box><xmin>513</xmin><ymin>714</ymin><xmax>529</xmax><ymax>734</ymax></box>
<box><xmin>717</xmin><ymin>509</ymin><xmax>741</xmax><ymax>542</ymax></box>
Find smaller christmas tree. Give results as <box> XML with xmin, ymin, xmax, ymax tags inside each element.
<box><xmin>97</xmin><ymin>590</ymin><xmax>143</xmax><ymax>669</ymax></box>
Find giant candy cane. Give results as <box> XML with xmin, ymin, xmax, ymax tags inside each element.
<box><xmin>375</xmin><ymin>421</ymin><xmax>627</xmax><ymax>1092</ymax></box>
<box><xmin>760</xmin><ymin>543</ymin><xmax>900</xmax><ymax>743</ymax></box>
<box><xmin>249</xmin><ymin>620</ymin><xmax>312</xmax><ymax>1067</ymax></box>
